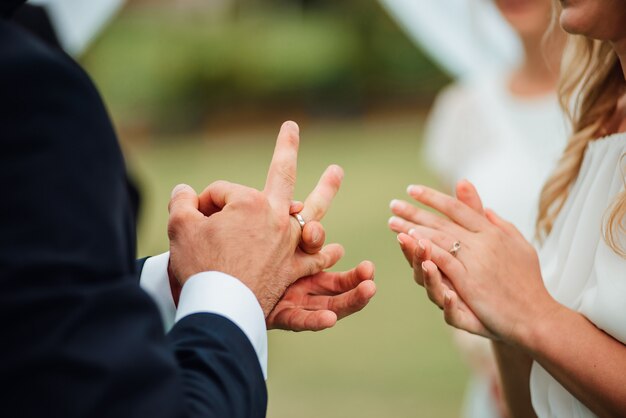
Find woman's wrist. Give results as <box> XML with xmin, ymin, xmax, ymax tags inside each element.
<box><xmin>509</xmin><ymin>297</ymin><xmax>569</xmax><ymax>353</ymax></box>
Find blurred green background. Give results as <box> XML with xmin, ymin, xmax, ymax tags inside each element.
<box><xmin>83</xmin><ymin>0</ymin><xmax>468</xmax><ymax>416</ymax></box>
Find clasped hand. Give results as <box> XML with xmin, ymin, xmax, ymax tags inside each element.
<box><xmin>389</xmin><ymin>180</ymin><xmax>561</xmax><ymax>347</ymax></box>
<box><xmin>167</xmin><ymin>121</ymin><xmax>376</xmax><ymax>332</ymax></box>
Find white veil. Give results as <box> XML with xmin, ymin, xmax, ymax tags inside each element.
<box><xmin>28</xmin><ymin>0</ymin><xmax>125</xmax><ymax>56</ymax></box>
<box><xmin>377</xmin><ymin>0</ymin><xmax>522</xmax><ymax>79</ymax></box>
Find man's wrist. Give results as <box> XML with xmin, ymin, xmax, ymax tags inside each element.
<box><xmin>167</xmin><ymin>260</ymin><xmax>182</xmax><ymax>306</ymax></box>
<box><xmin>176</xmin><ymin>271</ymin><xmax>268</xmax><ymax>378</ymax></box>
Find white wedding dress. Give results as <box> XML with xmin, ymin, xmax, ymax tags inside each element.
<box><xmin>425</xmin><ymin>73</ymin><xmax>567</xmax><ymax>242</ymax></box>
<box><xmin>531</xmin><ymin>133</ymin><xmax>626</xmax><ymax>418</ymax></box>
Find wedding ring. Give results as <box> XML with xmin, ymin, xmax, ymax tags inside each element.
<box><xmin>292</xmin><ymin>213</ymin><xmax>306</xmax><ymax>230</ymax></box>
<box><xmin>449</xmin><ymin>241</ymin><xmax>461</xmax><ymax>257</ymax></box>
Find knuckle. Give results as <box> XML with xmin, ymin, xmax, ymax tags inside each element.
<box><xmin>304</xmin><ymin>255</ymin><xmax>326</xmax><ymax>277</ymax></box>
<box><xmin>431</xmin><ymin>215</ymin><xmax>446</xmax><ymax>229</ymax></box>
<box><xmin>426</xmin><ymin>290</ymin><xmax>435</xmax><ymax>304</ymax></box>
<box><xmin>435</xmin><ymin>233</ymin><xmax>449</xmax><ymax>245</ymax></box>
<box><xmin>437</xmin><ymin>255</ymin><xmax>452</xmax><ymax>271</ymax></box>
<box><xmin>168</xmin><ymin>210</ymin><xmax>193</xmax><ymax>238</ymax></box>
<box><xmin>303</xmin><ymin>261</ymin><xmax>317</xmax><ymax>278</ymax></box>
<box><xmin>405</xmin><ymin>205</ymin><xmax>420</xmax><ymax>220</ymax></box>
<box><xmin>209</xmin><ymin>179</ymin><xmax>228</xmax><ymax>190</ymax></box>
<box><xmin>277</xmin><ymin>166</ymin><xmax>297</xmax><ymax>187</ymax></box>
<box><xmin>241</xmin><ymin>189</ymin><xmax>266</xmax><ymax>207</ymax></box>
<box><xmin>309</xmin><ymin>205</ymin><xmax>323</xmax><ymax>222</ymax></box>
<box><xmin>444</xmin><ymin>198</ymin><xmax>463</xmax><ymax>214</ymax></box>
<box><xmin>250</xmin><ymin>189</ymin><xmax>267</xmax><ymax>205</ymax></box>
<box><xmin>168</xmin><ymin>210</ymin><xmax>186</xmax><ymax>229</ymax></box>
<box><xmin>276</xmin><ymin>213</ymin><xmax>291</xmax><ymax>230</ymax></box>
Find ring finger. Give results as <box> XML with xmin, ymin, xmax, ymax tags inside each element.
<box><xmin>300</xmin><ymin>164</ymin><xmax>344</xmax><ymax>222</ymax></box>
<box><xmin>294</xmin><ymin>165</ymin><xmax>344</xmax><ymax>253</ymax></box>
<box><xmin>406</xmin><ymin>225</ymin><xmax>464</xmax><ymax>261</ymax></box>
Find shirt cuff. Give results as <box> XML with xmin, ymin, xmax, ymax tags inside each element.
<box><xmin>139</xmin><ymin>252</ymin><xmax>176</xmax><ymax>331</ymax></box>
<box><xmin>176</xmin><ymin>271</ymin><xmax>268</xmax><ymax>379</ymax></box>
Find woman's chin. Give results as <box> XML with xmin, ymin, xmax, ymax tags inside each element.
<box><xmin>559</xmin><ymin>10</ymin><xmax>587</xmax><ymax>35</ymax></box>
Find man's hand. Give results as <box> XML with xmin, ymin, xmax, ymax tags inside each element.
<box><xmin>167</xmin><ymin>122</ymin><xmax>345</xmax><ymax>317</ymax></box>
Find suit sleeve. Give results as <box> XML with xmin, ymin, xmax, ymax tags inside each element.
<box><xmin>138</xmin><ymin>254</ymin><xmax>269</xmax><ymax>379</ymax></box>
<box><xmin>0</xmin><ymin>23</ymin><xmax>267</xmax><ymax>418</ymax></box>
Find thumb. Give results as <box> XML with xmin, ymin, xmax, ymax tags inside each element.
<box><xmin>168</xmin><ymin>184</ymin><xmax>200</xmax><ymax>215</ymax></box>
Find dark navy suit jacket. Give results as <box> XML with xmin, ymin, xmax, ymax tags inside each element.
<box><xmin>0</xmin><ymin>2</ymin><xmax>267</xmax><ymax>416</ymax></box>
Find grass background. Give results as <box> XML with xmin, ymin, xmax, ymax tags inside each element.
<box><xmin>125</xmin><ymin>115</ymin><xmax>469</xmax><ymax>417</ymax></box>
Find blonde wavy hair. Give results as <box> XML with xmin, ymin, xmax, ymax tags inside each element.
<box><xmin>537</xmin><ymin>33</ymin><xmax>626</xmax><ymax>257</ymax></box>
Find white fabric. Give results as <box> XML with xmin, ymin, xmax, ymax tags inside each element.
<box><xmin>378</xmin><ymin>0</ymin><xmax>521</xmax><ymax>79</ymax></box>
<box><xmin>139</xmin><ymin>252</ymin><xmax>177</xmax><ymax>331</ymax></box>
<box><xmin>461</xmin><ymin>374</ymin><xmax>501</xmax><ymax>418</ymax></box>
<box><xmin>139</xmin><ymin>253</ymin><xmax>268</xmax><ymax>379</ymax></box>
<box><xmin>424</xmin><ymin>73</ymin><xmax>568</xmax><ymax>242</ymax></box>
<box><xmin>28</xmin><ymin>0</ymin><xmax>125</xmax><ymax>56</ymax></box>
<box><xmin>530</xmin><ymin>133</ymin><xmax>626</xmax><ymax>418</ymax></box>
<box><xmin>176</xmin><ymin>271</ymin><xmax>268</xmax><ymax>379</ymax></box>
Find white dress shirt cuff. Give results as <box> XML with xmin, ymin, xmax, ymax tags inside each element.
<box><xmin>176</xmin><ymin>271</ymin><xmax>268</xmax><ymax>379</ymax></box>
<box><xmin>139</xmin><ymin>252</ymin><xmax>177</xmax><ymax>331</ymax></box>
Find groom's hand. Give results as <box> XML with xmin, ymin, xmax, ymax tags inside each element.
<box><xmin>295</xmin><ymin>164</ymin><xmax>344</xmax><ymax>254</ymax></box>
<box><xmin>167</xmin><ymin>122</ymin><xmax>344</xmax><ymax>317</ymax></box>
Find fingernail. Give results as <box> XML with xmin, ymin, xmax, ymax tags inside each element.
<box><xmin>388</xmin><ymin>216</ymin><xmax>400</xmax><ymax>227</ymax></box>
<box><xmin>312</xmin><ymin>230</ymin><xmax>320</xmax><ymax>244</ymax></box>
<box><xmin>396</xmin><ymin>234</ymin><xmax>404</xmax><ymax>247</ymax></box>
<box><xmin>407</xmin><ymin>185</ymin><xmax>424</xmax><ymax>196</ymax></box>
<box><xmin>283</xmin><ymin>120</ymin><xmax>299</xmax><ymax>132</ymax></box>
<box><xmin>171</xmin><ymin>183</ymin><xmax>188</xmax><ymax>197</ymax></box>
<box><xmin>444</xmin><ymin>290</ymin><xmax>452</xmax><ymax>304</ymax></box>
<box><xmin>331</xmin><ymin>164</ymin><xmax>344</xmax><ymax>181</ymax></box>
<box><xmin>421</xmin><ymin>261</ymin><xmax>428</xmax><ymax>273</ymax></box>
<box><xmin>389</xmin><ymin>199</ymin><xmax>401</xmax><ymax>210</ymax></box>
<box><xmin>408</xmin><ymin>228</ymin><xmax>417</xmax><ymax>238</ymax></box>
<box><xmin>418</xmin><ymin>239</ymin><xmax>426</xmax><ymax>251</ymax></box>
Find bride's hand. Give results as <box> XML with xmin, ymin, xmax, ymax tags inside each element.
<box><xmin>389</xmin><ymin>180</ymin><xmax>484</xmax><ymax>284</ymax></box>
<box><xmin>397</xmin><ymin>232</ymin><xmax>495</xmax><ymax>339</ymax></box>
<box><xmin>267</xmin><ymin>254</ymin><xmax>376</xmax><ymax>331</ymax></box>
<box><xmin>405</xmin><ymin>183</ymin><xmax>560</xmax><ymax>345</ymax></box>
<box><xmin>389</xmin><ymin>180</ymin><xmax>493</xmax><ymax>338</ymax></box>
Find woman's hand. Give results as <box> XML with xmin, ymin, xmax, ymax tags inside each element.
<box><xmin>402</xmin><ymin>182</ymin><xmax>561</xmax><ymax>346</ymax></box>
<box><xmin>389</xmin><ymin>180</ymin><xmax>493</xmax><ymax>337</ymax></box>
<box><xmin>397</xmin><ymin>232</ymin><xmax>495</xmax><ymax>339</ymax></box>
<box><xmin>389</xmin><ymin>180</ymin><xmax>485</xmax><ymax>284</ymax></box>
<box><xmin>267</xmin><ymin>258</ymin><xmax>376</xmax><ymax>331</ymax></box>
